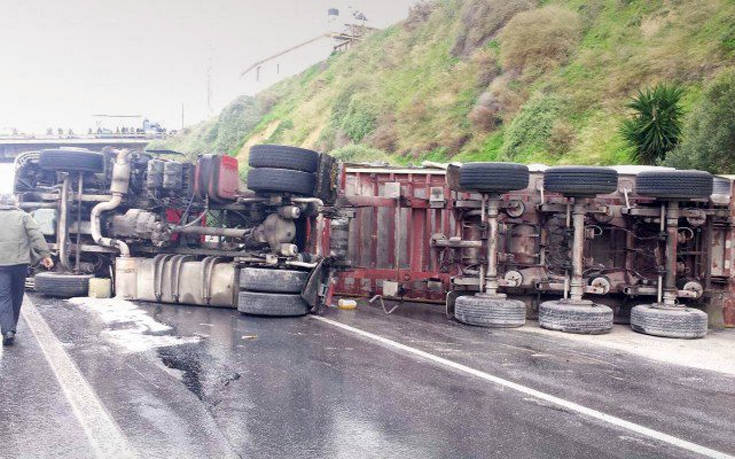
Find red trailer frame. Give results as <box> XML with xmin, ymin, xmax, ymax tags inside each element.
<box><xmin>333</xmin><ymin>165</ymin><xmax>735</xmax><ymax>326</ymax></box>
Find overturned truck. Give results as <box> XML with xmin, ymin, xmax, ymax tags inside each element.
<box><xmin>14</xmin><ymin>145</ymin><xmax>346</xmax><ymax>316</ymax></box>
<box><xmin>13</xmin><ymin>145</ymin><xmax>735</xmax><ymax>339</ymax></box>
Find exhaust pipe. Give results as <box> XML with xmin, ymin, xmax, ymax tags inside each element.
<box><xmin>91</xmin><ymin>150</ymin><xmax>131</xmax><ymax>257</ymax></box>
<box><xmin>58</xmin><ymin>174</ymin><xmax>72</xmax><ymax>270</ymax></box>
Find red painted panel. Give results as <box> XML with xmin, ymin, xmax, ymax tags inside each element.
<box><xmin>335</xmin><ymin>168</ymin><xmax>457</xmax><ymax>302</ymax></box>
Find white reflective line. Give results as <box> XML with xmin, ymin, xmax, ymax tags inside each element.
<box><xmin>312</xmin><ymin>315</ymin><xmax>732</xmax><ymax>459</ymax></box>
<box><xmin>22</xmin><ymin>298</ymin><xmax>137</xmax><ymax>458</ymax></box>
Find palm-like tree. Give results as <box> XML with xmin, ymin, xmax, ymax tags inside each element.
<box><xmin>621</xmin><ymin>84</ymin><xmax>683</xmax><ymax>164</ymax></box>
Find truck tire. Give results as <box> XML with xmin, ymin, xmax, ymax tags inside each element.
<box><xmin>635</xmin><ymin>170</ymin><xmax>713</xmax><ymax>199</ymax></box>
<box><xmin>239</xmin><ymin>267</ymin><xmax>309</xmax><ymax>293</ymax></box>
<box><xmin>538</xmin><ymin>300</ymin><xmax>613</xmax><ymax>334</ymax></box>
<box><xmin>39</xmin><ymin>149</ymin><xmax>105</xmax><ymax>173</ymax></box>
<box><xmin>237</xmin><ymin>291</ymin><xmax>308</xmax><ymax>317</ymax></box>
<box><xmin>246</xmin><ymin>167</ymin><xmax>316</xmax><ymax>195</ymax></box>
<box><xmin>34</xmin><ymin>272</ymin><xmax>93</xmax><ymax>298</ymax></box>
<box><xmin>544</xmin><ymin>166</ymin><xmax>618</xmax><ymax>196</ymax></box>
<box><xmin>458</xmin><ymin>162</ymin><xmax>529</xmax><ymax>193</ymax></box>
<box><xmin>630</xmin><ymin>304</ymin><xmax>707</xmax><ymax>338</ymax></box>
<box><xmin>454</xmin><ymin>295</ymin><xmax>526</xmax><ymax>328</ymax></box>
<box><xmin>249</xmin><ymin>145</ymin><xmax>320</xmax><ymax>173</ymax></box>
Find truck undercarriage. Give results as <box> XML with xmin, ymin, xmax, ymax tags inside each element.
<box><xmin>14</xmin><ymin>145</ymin><xmax>735</xmax><ymax>338</ymax></box>
<box><xmin>14</xmin><ymin>145</ymin><xmax>342</xmax><ymax>315</ymax></box>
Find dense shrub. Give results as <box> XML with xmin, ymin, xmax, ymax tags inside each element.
<box><xmin>468</xmin><ymin>91</ymin><xmax>502</xmax><ymax>131</ymax></box>
<box><xmin>366</xmin><ymin>114</ymin><xmax>398</xmax><ymax>152</ymax></box>
<box><xmin>340</xmin><ymin>95</ymin><xmax>379</xmax><ymax>143</ymax></box>
<box><xmin>664</xmin><ymin>70</ymin><xmax>735</xmax><ymax>172</ymax></box>
<box><xmin>621</xmin><ymin>83</ymin><xmax>683</xmax><ymax>164</ymax></box>
<box><xmin>468</xmin><ymin>74</ymin><xmax>525</xmax><ymax>131</ymax></box>
<box><xmin>328</xmin><ymin>83</ymin><xmax>379</xmax><ymax>143</ymax></box>
<box><xmin>500</xmin><ymin>94</ymin><xmax>561</xmax><ymax>159</ymax></box>
<box><xmin>499</xmin><ymin>5</ymin><xmax>582</xmax><ymax>73</ymax></box>
<box><xmin>404</xmin><ymin>1</ymin><xmax>437</xmax><ymax>30</ymax></box>
<box><xmin>451</xmin><ymin>0</ymin><xmax>535</xmax><ymax>57</ymax></box>
<box><xmin>472</xmin><ymin>49</ymin><xmax>501</xmax><ymax>87</ymax></box>
<box><xmin>548</xmin><ymin>120</ymin><xmax>576</xmax><ymax>155</ymax></box>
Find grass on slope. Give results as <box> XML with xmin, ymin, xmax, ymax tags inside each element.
<box><xmin>160</xmin><ymin>0</ymin><xmax>735</xmax><ymax>170</ymax></box>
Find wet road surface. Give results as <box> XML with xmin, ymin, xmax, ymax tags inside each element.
<box><xmin>1</xmin><ymin>294</ymin><xmax>734</xmax><ymax>458</ymax></box>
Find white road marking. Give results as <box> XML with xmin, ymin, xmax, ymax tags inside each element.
<box><xmin>312</xmin><ymin>315</ymin><xmax>732</xmax><ymax>459</ymax></box>
<box><xmin>21</xmin><ymin>298</ymin><xmax>137</xmax><ymax>458</ymax></box>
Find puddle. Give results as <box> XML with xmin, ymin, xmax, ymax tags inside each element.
<box><xmin>68</xmin><ymin>297</ymin><xmax>201</xmax><ymax>353</ymax></box>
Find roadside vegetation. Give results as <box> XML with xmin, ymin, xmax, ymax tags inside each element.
<box><xmin>621</xmin><ymin>84</ymin><xmax>683</xmax><ymax>165</ymax></box>
<box><xmin>157</xmin><ymin>0</ymin><xmax>735</xmax><ymax>172</ymax></box>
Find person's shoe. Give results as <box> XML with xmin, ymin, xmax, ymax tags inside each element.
<box><xmin>2</xmin><ymin>331</ymin><xmax>15</xmax><ymax>346</ymax></box>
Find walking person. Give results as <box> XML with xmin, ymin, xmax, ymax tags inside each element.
<box><xmin>0</xmin><ymin>193</ymin><xmax>53</xmax><ymax>346</ymax></box>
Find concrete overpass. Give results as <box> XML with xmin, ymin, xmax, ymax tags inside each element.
<box><xmin>0</xmin><ymin>137</ymin><xmax>152</xmax><ymax>162</ymax></box>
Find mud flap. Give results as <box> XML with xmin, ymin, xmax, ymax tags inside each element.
<box><xmin>301</xmin><ymin>258</ymin><xmax>329</xmax><ymax>314</ymax></box>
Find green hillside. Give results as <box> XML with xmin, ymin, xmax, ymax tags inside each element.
<box><xmin>158</xmin><ymin>0</ymin><xmax>735</xmax><ymax>171</ymax></box>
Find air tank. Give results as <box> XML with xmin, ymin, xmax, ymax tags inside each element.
<box><xmin>146</xmin><ymin>160</ymin><xmax>164</xmax><ymax>190</ymax></box>
<box><xmin>163</xmin><ymin>161</ymin><xmax>183</xmax><ymax>190</ymax></box>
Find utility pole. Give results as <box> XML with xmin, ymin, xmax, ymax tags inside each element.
<box><xmin>181</xmin><ymin>103</ymin><xmax>185</xmax><ymax>130</ymax></box>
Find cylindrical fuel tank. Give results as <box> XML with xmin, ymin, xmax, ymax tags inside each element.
<box><xmin>114</xmin><ymin>256</ymin><xmax>236</xmax><ymax>307</ymax></box>
<box><xmin>115</xmin><ymin>256</ymin><xmax>143</xmax><ymax>299</ymax></box>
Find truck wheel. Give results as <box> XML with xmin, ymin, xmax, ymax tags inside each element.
<box><xmin>248</xmin><ymin>145</ymin><xmax>320</xmax><ymax>173</ymax></box>
<box><xmin>635</xmin><ymin>170</ymin><xmax>713</xmax><ymax>199</ymax></box>
<box><xmin>538</xmin><ymin>300</ymin><xmax>613</xmax><ymax>334</ymax></box>
<box><xmin>34</xmin><ymin>272</ymin><xmax>93</xmax><ymax>298</ymax></box>
<box><xmin>454</xmin><ymin>295</ymin><xmax>526</xmax><ymax>328</ymax></box>
<box><xmin>458</xmin><ymin>162</ymin><xmax>529</xmax><ymax>193</ymax></box>
<box><xmin>39</xmin><ymin>149</ymin><xmax>105</xmax><ymax>173</ymax></box>
<box><xmin>246</xmin><ymin>167</ymin><xmax>316</xmax><ymax>195</ymax></box>
<box><xmin>237</xmin><ymin>291</ymin><xmax>308</xmax><ymax>317</ymax></box>
<box><xmin>239</xmin><ymin>267</ymin><xmax>309</xmax><ymax>293</ymax></box>
<box><xmin>630</xmin><ymin>304</ymin><xmax>707</xmax><ymax>338</ymax></box>
<box><xmin>544</xmin><ymin>166</ymin><xmax>618</xmax><ymax>196</ymax></box>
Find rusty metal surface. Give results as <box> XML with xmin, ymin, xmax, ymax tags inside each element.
<box><xmin>335</xmin><ymin>167</ymin><xmax>735</xmax><ymax>325</ymax></box>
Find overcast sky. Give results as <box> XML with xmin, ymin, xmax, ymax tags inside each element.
<box><xmin>0</xmin><ymin>0</ymin><xmax>417</xmax><ymax>134</ymax></box>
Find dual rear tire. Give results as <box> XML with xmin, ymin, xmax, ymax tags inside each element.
<box><xmin>237</xmin><ymin>267</ymin><xmax>309</xmax><ymax>317</ymax></box>
<box><xmin>246</xmin><ymin>145</ymin><xmax>320</xmax><ymax>196</ymax></box>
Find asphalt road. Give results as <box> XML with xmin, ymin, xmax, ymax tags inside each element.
<box><xmin>1</xmin><ymin>294</ymin><xmax>734</xmax><ymax>458</ymax></box>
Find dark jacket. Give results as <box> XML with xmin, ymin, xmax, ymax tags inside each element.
<box><xmin>0</xmin><ymin>205</ymin><xmax>51</xmax><ymax>266</ymax></box>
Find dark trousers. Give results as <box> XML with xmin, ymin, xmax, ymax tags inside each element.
<box><xmin>0</xmin><ymin>264</ymin><xmax>28</xmax><ymax>335</ymax></box>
